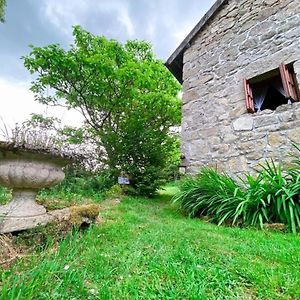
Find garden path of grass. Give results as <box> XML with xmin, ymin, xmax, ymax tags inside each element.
<box><xmin>1</xmin><ymin>186</ymin><xmax>300</xmax><ymax>300</ymax></box>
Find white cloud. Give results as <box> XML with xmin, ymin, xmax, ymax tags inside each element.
<box><xmin>0</xmin><ymin>78</ymin><xmax>83</xmax><ymax>137</ymax></box>
<box><xmin>117</xmin><ymin>9</ymin><xmax>135</xmax><ymax>37</ymax></box>
<box><xmin>42</xmin><ymin>0</ymin><xmax>90</xmax><ymax>36</ymax></box>
<box><xmin>90</xmin><ymin>1</ymin><xmax>135</xmax><ymax>37</ymax></box>
<box><xmin>173</xmin><ymin>22</ymin><xmax>196</xmax><ymax>45</ymax></box>
<box><xmin>41</xmin><ymin>0</ymin><xmax>135</xmax><ymax>38</ymax></box>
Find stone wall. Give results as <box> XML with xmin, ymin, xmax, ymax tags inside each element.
<box><xmin>181</xmin><ymin>0</ymin><xmax>300</xmax><ymax>176</ymax></box>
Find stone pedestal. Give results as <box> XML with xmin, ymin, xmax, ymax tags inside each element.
<box><xmin>0</xmin><ymin>142</ymin><xmax>70</xmax><ymax>233</ymax></box>
<box><xmin>0</xmin><ymin>190</ymin><xmax>53</xmax><ymax>233</ymax></box>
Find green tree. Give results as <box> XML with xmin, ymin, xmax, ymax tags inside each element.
<box><xmin>23</xmin><ymin>26</ymin><xmax>181</xmax><ymax>196</ymax></box>
<box><xmin>0</xmin><ymin>0</ymin><xmax>6</xmax><ymax>22</ymax></box>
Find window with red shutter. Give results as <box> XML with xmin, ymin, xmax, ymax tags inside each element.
<box><xmin>244</xmin><ymin>63</ymin><xmax>299</xmax><ymax>113</ymax></box>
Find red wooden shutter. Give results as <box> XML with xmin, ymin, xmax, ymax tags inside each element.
<box><xmin>243</xmin><ymin>79</ymin><xmax>255</xmax><ymax>113</ymax></box>
<box><xmin>279</xmin><ymin>63</ymin><xmax>300</xmax><ymax>101</ymax></box>
<box><xmin>292</xmin><ymin>72</ymin><xmax>300</xmax><ymax>101</ymax></box>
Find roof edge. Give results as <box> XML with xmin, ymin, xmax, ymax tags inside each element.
<box><xmin>165</xmin><ymin>0</ymin><xmax>228</xmax><ymax>83</ymax></box>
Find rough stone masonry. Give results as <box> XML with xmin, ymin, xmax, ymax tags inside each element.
<box><xmin>178</xmin><ymin>0</ymin><xmax>300</xmax><ymax>176</ymax></box>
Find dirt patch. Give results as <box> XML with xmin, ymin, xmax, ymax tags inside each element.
<box><xmin>0</xmin><ymin>234</ymin><xmax>28</xmax><ymax>268</ymax></box>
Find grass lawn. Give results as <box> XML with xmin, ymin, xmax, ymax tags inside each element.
<box><xmin>1</xmin><ymin>186</ymin><xmax>300</xmax><ymax>299</ymax></box>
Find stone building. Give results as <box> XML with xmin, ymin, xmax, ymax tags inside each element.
<box><xmin>166</xmin><ymin>0</ymin><xmax>300</xmax><ymax>176</ymax></box>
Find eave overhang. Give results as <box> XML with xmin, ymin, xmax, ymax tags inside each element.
<box><xmin>165</xmin><ymin>0</ymin><xmax>228</xmax><ymax>83</ymax></box>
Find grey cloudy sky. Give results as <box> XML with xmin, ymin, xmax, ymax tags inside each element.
<box><xmin>0</xmin><ymin>0</ymin><xmax>215</xmax><ymax>128</ymax></box>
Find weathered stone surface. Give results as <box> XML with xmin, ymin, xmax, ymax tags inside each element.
<box><xmin>287</xmin><ymin>129</ymin><xmax>300</xmax><ymax>143</ymax></box>
<box><xmin>0</xmin><ymin>144</ymin><xmax>69</xmax><ymax>233</ymax></box>
<box><xmin>294</xmin><ymin>103</ymin><xmax>300</xmax><ymax>119</ymax></box>
<box><xmin>278</xmin><ymin>110</ymin><xmax>295</xmax><ymax>122</ymax></box>
<box><xmin>180</xmin><ymin>0</ymin><xmax>300</xmax><ymax>176</ymax></box>
<box><xmin>254</xmin><ymin>115</ymin><xmax>279</xmax><ymax>128</ymax></box>
<box><xmin>49</xmin><ymin>204</ymin><xmax>100</xmax><ymax>226</ymax></box>
<box><xmin>0</xmin><ymin>204</ymin><xmax>100</xmax><ymax>234</ymax></box>
<box><xmin>0</xmin><ymin>191</ymin><xmax>53</xmax><ymax>233</ymax></box>
<box><xmin>239</xmin><ymin>38</ymin><xmax>259</xmax><ymax>51</ymax></box>
<box><xmin>233</xmin><ymin>115</ymin><xmax>253</xmax><ymax>131</ymax></box>
<box><xmin>268</xmin><ymin>132</ymin><xmax>286</xmax><ymax>147</ymax></box>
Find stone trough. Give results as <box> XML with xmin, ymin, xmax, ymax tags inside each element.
<box><xmin>0</xmin><ymin>141</ymin><xmax>71</xmax><ymax>233</ymax></box>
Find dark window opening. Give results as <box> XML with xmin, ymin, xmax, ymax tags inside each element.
<box><xmin>252</xmin><ymin>74</ymin><xmax>289</xmax><ymax>112</ymax></box>
<box><xmin>261</xmin><ymin>85</ymin><xmax>287</xmax><ymax>111</ymax></box>
<box><xmin>244</xmin><ymin>63</ymin><xmax>300</xmax><ymax>113</ymax></box>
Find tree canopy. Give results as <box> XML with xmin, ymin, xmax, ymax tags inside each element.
<box><xmin>23</xmin><ymin>26</ymin><xmax>181</xmax><ymax>195</ymax></box>
<box><xmin>0</xmin><ymin>0</ymin><xmax>6</xmax><ymax>22</ymax></box>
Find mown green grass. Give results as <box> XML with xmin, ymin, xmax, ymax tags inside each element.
<box><xmin>1</xmin><ymin>187</ymin><xmax>300</xmax><ymax>299</ymax></box>
<box><xmin>0</xmin><ymin>186</ymin><xmax>104</xmax><ymax>209</ymax></box>
<box><xmin>37</xmin><ymin>188</ymin><xmax>104</xmax><ymax>210</ymax></box>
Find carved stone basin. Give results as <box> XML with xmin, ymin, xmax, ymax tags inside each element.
<box><xmin>0</xmin><ymin>142</ymin><xmax>71</xmax><ymax>233</ymax></box>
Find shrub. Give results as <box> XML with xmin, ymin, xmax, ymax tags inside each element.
<box><xmin>172</xmin><ymin>168</ymin><xmax>245</xmax><ymax>223</ymax></box>
<box><xmin>126</xmin><ymin>166</ymin><xmax>166</xmax><ymax>197</ymax></box>
<box><xmin>243</xmin><ymin>160</ymin><xmax>300</xmax><ymax>232</ymax></box>
<box><xmin>173</xmin><ymin>145</ymin><xmax>300</xmax><ymax>233</ymax></box>
<box><xmin>104</xmin><ymin>184</ymin><xmax>123</xmax><ymax>199</ymax></box>
<box><xmin>39</xmin><ymin>167</ymin><xmax>115</xmax><ymax>205</ymax></box>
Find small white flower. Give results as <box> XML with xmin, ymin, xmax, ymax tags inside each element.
<box><xmin>63</xmin><ymin>265</ymin><xmax>70</xmax><ymax>270</ymax></box>
<box><xmin>88</xmin><ymin>288</ymin><xmax>98</xmax><ymax>295</ymax></box>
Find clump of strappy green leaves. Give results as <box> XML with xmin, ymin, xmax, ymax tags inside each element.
<box><xmin>173</xmin><ymin>144</ymin><xmax>300</xmax><ymax>233</ymax></box>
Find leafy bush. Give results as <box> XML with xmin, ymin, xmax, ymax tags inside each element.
<box><xmin>174</xmin><ymin>145</ymin><xmax>300</xmax><ymax>233</ymax></box>
<box><xmin>173</xmin><ymin>168</ymin><xmax>245</xmax><ymax>223</ymax></box>
<box><xmin>104</xmin><ymin>184</ymin><xmax>123</xmax><ymax>199</ymax></box>
<box><xmin>38</xmin><ymin>167</ymin><xmax>116</xmax><ymax>207</ymax></box>
<box><xmin>243</xmin><ymin>160</ymin><xmax>300</xmax><ymax>232</ymax></box>
<box><xmin>125</xmin><ymin>166</ymin><xmax>166</xmax><ymax>197</ymax></box>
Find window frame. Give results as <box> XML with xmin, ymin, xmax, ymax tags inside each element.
<box><xmin>244</xmin><ymin>63</ymin><xmax>300</xmax><ymax>113</ymax></box>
